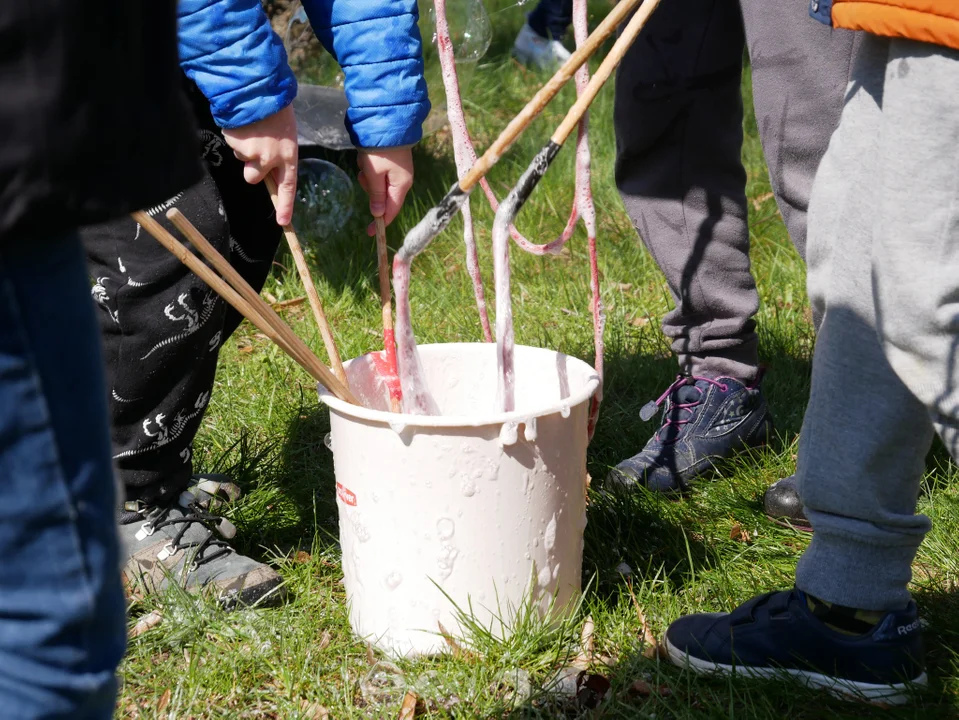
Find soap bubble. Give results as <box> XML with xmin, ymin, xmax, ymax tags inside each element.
<box><xmin>292</xmin><ymin>158</ymin><xmax>354</xmax><ymax>241</ymax></box>
<box><xmin>430</xmin><ymin>0</ymin><xmax>493</xmax><ymax>64</ymax></box>
<box><xmin>283</xmin><ymin>2</ymin><xmax>313</xmax><ymax>57</ymax></box>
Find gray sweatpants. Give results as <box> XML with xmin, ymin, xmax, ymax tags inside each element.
<box><xmin>614</xmin><ymin>0</ymin><xmax>857</xmax><ymax>380</ymax></box>
<box><xmin>795</xmin><ymin>36</ymin><xmax>959</xmax><ymax>611</ymax></box>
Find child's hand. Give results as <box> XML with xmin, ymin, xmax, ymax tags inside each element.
<box><xmin>222</xmin><ymin>104</ymin><xmax>299</xmax><ymax>226</ymax></box>
<box><xmin>357</xmin><ymin>148</ymin><xmax>414</xmax><ymax>236</ymax></box>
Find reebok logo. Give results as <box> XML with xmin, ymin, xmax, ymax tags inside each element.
<box><xmin>897</xmin><ymin>618</ymin><xmax>921</xmax><ymax>636</ymax></box>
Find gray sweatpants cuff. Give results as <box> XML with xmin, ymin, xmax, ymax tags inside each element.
<box><xmin>795</xmin><ymin>525</ymin><xmax>922</xmax><ymax>611</ymax></box>
<box><xmin>683</xmin><ymin>345</ymin><xmax>760</xmax><ymax>382</ymax></box>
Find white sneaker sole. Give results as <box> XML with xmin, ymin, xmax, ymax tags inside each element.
<box><xmin>665</xmin><ymin>636</ymin><xmax>927</xmax><ymax>705</ymax></box>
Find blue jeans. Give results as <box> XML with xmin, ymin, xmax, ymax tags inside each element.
<box><xmin>0</xmin><ymin>233</ymin><xmax>125</xmax><ymax>718</ymax></box>
<box><xmin>527</xmin><ymin>0</ymin><xmax>572</xmax><ymax>40</ymax></box>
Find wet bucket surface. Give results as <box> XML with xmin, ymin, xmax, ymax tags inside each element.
<box><xmin>318</xmin><ymin>343</ymin><xmax>601</xmax><ymax>656</ymax></box>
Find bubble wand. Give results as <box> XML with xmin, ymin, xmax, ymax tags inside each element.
<box><xmin>493</xmin><ymin>0</ymin><xmax>663</xmax><ymax>421</ymax></box>
<box><xmin>373</xmin><ymin>216</ymin><xmax>402</xmax><ymax>413</ymax></box>
<box><xmin>392</xmin><ymin>0</ymin><xmax>650</xmax><ymax>414</ymax></box>
<box><xmin>264</xmin><ymin>174</ymin><xmax>348</xmax><ymax>386</ymax></box>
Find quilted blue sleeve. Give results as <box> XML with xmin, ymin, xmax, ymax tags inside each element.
<box><xmin>178</xmin><ymin>0</ymin><xmax>298</xmax><ymax>129</ymax></box>
<box><xmin>301</xmin><ymin>0</ymin><xmax>431</xmax><ymax>148</ymax></box>
<box><xmin>809</xmin><ymin>0</ymin><xmax>834</xmax><ymax>25</ymax></box>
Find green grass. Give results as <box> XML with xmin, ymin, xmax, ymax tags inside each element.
<box><xmin>118</xmin><ymin>3</ymin><xmax>959</xmax><ymax>717</ymax></box>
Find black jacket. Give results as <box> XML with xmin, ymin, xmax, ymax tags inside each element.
<box><xmin>0</xmin><ymin>1</ymin><xmax>202</xmax><ymax>237</ymax></box>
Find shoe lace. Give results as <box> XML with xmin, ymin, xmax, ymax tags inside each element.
<box><xmin>640</xmin><ymin>374</ymin><xmax>730</xmax><ymax>444</ymax></box>
<box><xmin>138</xmin><ymin>490</ymin><xmax>238</xmax><ymax>572</ymax></box>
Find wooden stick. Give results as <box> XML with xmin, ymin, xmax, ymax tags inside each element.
<box><xmin>263</xmin><ymin>174</ymin><xmax>348</xmax><ymax>386</ymax></box>
<box><xmin>163</xmin><ymin>208</ymin><xmax>359</xmax><ymax>404</ymax></box>
<box><xmin>164</xmin><ymin>208</ymin><xmax>326</xmax><ymax>392</ymax></box>
<box><xmin>132</xmin><ymin>211</ymin><xmax>359</xmax><ymax>405</ymax></box>
<box><xmin>550</xmin><ymin>0</ymin><xmax>662</xmax><ymax>147</ymax></box>
<box><xmin>457</xmin><ymin>0</ymin><xmax>645</xmax><ymax>193</ymax></box>
<box><xmin>272</xmin><ymin>295</ymin><xmax>306</xmax><ymax>309</ymax></box>
<box><xmin>374</xmin><ymin>216</ymin><xmax>402</xmax><ymax>414</ymax></box>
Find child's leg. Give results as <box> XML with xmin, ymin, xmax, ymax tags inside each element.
<box><xmin>614</xmin><ymin>0</ymin><xmax>756</xmax><ymax>380</ymax></box>
<box><xmin>0</xmin><ymin>233</ymin><xmax>125</xmax><ymax>718</ymax></box>
<box><xmin>84</xmin><ymin>176</ymin><xmax>233</xmax><ymax>510</ymax></box>
<box><xmin>83</xmin><ymin>79</ymin><xmax>281</xmax><ymax>511</ymax></box>
<box><xmin>740</xmin><ymin>0</ymin><xmax>858</xmax><ymax>261</ymax></box>
<box><xmin>795</xmin><ymin>35</ymin><xmax>935</xmax><ymax>612</ymax></box>
<box><xmin>870</xmin><ymin>40</ymin><xmax>959</xmax><ymax>461</ymax></box>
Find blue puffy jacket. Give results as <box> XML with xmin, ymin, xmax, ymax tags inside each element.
<box><xmin>177</xmin><ymin>0</ymin><xmax>430</xmax><ymax>148</ymax></box>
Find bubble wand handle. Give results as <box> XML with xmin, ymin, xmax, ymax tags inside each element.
<box><xmin>550</xmin><ymin>0</ymin><xmax>662</xmax><ymax>147</ymax></box>
<box><xmin>456</xmin><ymin>0</ymin><xmax>645</xmax><ymax>193</ymax></box>
<box><xmin>398</xmin><ymin>0</ymin><xmax>646</xmax><ymax>263</ymax></box>
<box><xmin>264</xmin><ymin>174</ymin><xmax>347</xmax><ymax>385</ymax></box>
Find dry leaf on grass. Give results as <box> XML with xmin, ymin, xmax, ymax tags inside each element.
<box><xmin>626</xmin><ymin>581</ymin><xmax>660</xmax><ymax>658</ymax></box>
<box><xmin>366</xmin><ymin>643</ymin><xmax>376</xmax><ymax>665</ymax></box>
<box><xmin>437</xmin><ymin>621</ymin><xmax>467</xmax><ymax>658</ymax></box>
<box><xmin>129</xmin><ymin>610</ymin><xmax>163</xmax><ymax>639</ymax></box>
<box><xmin>398</xmin><ymin>691</ymin><xmax>418</xmax><ymax>719</ymax></box>
<box><xmin>157</xmin><ymin>689</ymin><xmax>171</xmax><ymax>713</ymax></box>
<box><xmin>576</xmin><ymin>672</ymin><xmax>611</xmax><ymax>709</ymax></box>
<box><xmin>630</xmin><ymin>315</ymin><xmax>650</xmax><ymax>327</ymax></box>
<box><xmin>751</xmin><ymin>191</ymin><xmax>774</xmax><ymax>210</ymax></box>
<box><xmin>263</xmin><ymin>291</ymin><xmax>278</xmax><ymax>304</ymax></box>
<box><xmin>317</xmin><ymin>630</ymin><xmax>331</xmax><ymax>651</ymax></box>
<box><xmin>294</xmin><ymin>550</ymin><xmax>311</xmax><ymax>563</ymax></box>
<box><xmin>572</xmin><ymin>615</ymin><xmax>595</xmax><ymax>669</ymax></box>
<box><xmin>300</xmin><ymin>700</ymin><xmax>329</xmax><ymax>719</ymax></box>
<box><xmin>730</xmin><ymin>523</ymin><xmax>752</xmax><ymax>543</ymax></box>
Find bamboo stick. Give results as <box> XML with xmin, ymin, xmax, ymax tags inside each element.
<box><xmin>457</xmin><ymin>0</ymin><xmax>646</xmax><ymax>193</ymax></box>
<box><xmin>550</xmin><ymin>0</ymin><xmax>662</xmax><ymax>146</ymax></box>
<box><xmin>263</xmin><ymin>174</ymin><xmax>347</xmax><ymax>385</ymax></box>
<box><xmin>132</xmin><ymin>210</ymin><xmax>359</xmax><ymax>405</ymax></box>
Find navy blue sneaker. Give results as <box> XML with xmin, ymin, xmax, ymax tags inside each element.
<box><xmin>665</xmin><ymin>588</ymin><xmax>927</xmax><ymax>705</ymax></box>
<box><xmin>609</xmin><ymin>375</ymin><xmax>773</xmax><ymax>492</ymax></box>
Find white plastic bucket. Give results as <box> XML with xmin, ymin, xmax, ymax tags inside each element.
<box><xmin>317</xmin><ymin>343</ymin><xmax>601</xmax><ymax>656</ymax></box>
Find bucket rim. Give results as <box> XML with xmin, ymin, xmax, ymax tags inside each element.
<box><xmin>317</xmin><ymin>342</ymin><xmax>601</xmax><ymax>428</ymax></box>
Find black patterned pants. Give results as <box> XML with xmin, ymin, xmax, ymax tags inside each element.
<box><xmin>83</xmin><ymin>79</ymin><xmax>282</xmax><ymax>511</ymax></box>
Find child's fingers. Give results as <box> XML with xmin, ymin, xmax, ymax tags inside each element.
<box><xmin>384</xmin><ymin>179</ymin><xmax>410</xmax><ymax>227</ymax></box>
<box><xmin>272</xmin><ymin>159</ymin><xmax>298</xmax><ymax>226</ymax></box>
<box><xmin>243</xmin><ymin>162</ymin><xmax>269</xmax><ymax>186</ymax></box>
<box><xmin>383</xmin><ymin>165</ymin><xmax>414</xmax><ymax>227</ymax></box>
<box><xmin>358</xmin><ymin>155</ymin><xmax>389</xmax><ymax>218</ymax></box>
<box><xmin>366</xmin><ymin>173</ymin><xmax>388</xmax><ymax>220</ymax></box>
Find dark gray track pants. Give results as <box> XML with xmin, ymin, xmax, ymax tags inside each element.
<box><xmin>614</xmin><ymin>0</ymin><xmax>857</xmax><ymax>380</ymax></box>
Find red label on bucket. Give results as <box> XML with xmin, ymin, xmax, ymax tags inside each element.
<box><xmin>336</xmin><ymin>482</ymin><xmax>357</xmax><ymax>506</ymax></box>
